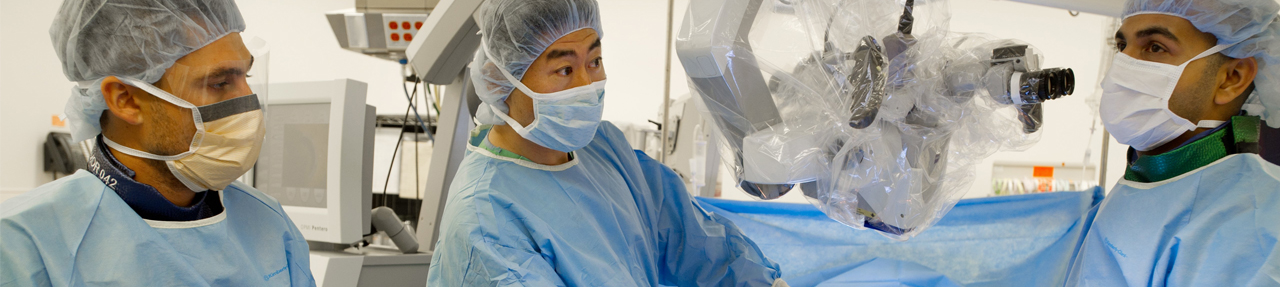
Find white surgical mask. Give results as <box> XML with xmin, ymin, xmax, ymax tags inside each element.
<box><xmin>103</xmin><ymin>77</ymin><xmax>265</xmax><ymax>191</ymax></box>
<box><xmin>1100</xmin><ymin>44</ymin><xmax>1231</xmax><ymax>151</ymax></box>
<box><xmin>483</xmin><ymin>44</ymin><xmax>607</xmax><ymax>152</ymax></box>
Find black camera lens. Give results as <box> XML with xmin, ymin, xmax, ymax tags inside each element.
<box><xmin>1020</xmin><ymin>67</ymin><xmax>1074</xmax><ymax>103</ymax></box>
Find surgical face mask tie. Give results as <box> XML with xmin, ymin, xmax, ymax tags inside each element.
<box><xmin>483</xmin><ymin>44</ymin><xmax>607</xmax><ymax>152</ymax></box>
<box><xmin>1100</xmin><ymin>44</ymin><xmax>1231</xmax><ymax>151</ymax></box>
<box><xmin>102</xmin><ymin>77</ymin><xmax>265</xmax><ymax>191</ymax></box>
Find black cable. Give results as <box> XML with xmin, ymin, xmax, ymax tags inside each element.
<box><xmin>396</xmin><ymin>77</ymin><xmax>425</xmax><ymax>213</ymax></box>
<box><xmin>422</xmin><ymin>80</ymin><xmax>438</xmax><ymax>135</ymax></box>
<box><xmin>382</xmin><ymin>109</ymin><xmax>408</xmax><ymax>208</ymax></box>
<box><xmin>402</xmin><ymin>71</ymin><xmax>436</xmax><ymax>142</ymax></box>
<box><xmin>396</xmin><ymin>81</ymin><xmax>423</xmax><ymax>212</ymax></box>
<box><xmin>425</xmin><ymin>81</ymin><xmax>441</xmax><ymax>120</ymax></box>
<box><xmin>380</xmin><ymin>83</ymin><xmax>418</xmax><ymax>208</ymax></box>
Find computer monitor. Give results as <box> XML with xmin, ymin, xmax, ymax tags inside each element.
<box><xmin>255</xmin><ymin>79</ymin><xmax>375</xmax><ymax>245</ymax></box>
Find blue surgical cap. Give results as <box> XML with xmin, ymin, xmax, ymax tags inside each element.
<box><xmin>50</xmin><ymin>0</ymin><xmax>246</xmax><ymax>142</ymax></box>
<box><xmin>469</xmin><ymin>0</ymin><xmax>603</xmax><ymax>125</ymax></box>
<box><xmin>1125</xmin><ymin>0</ymin><xmax>1280</xmax><ymax>127</ymax></box>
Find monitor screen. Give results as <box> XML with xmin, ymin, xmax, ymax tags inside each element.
<box><xmin>253</xmin><ymin>78</ymin><xmax>373</xmax><ymax>244</ymax></box>
<box><xmin>258</xmin><ymin>103</ymin><xmax>331</xmax><ymax>209</ymax></box>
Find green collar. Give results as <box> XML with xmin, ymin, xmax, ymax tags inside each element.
<box><xmin>481</xmin><ymin>137</ymin><xmax>533</xmax><ymax>162</ymax></box>
<box><xmin>470</xmin><ymin>125</ymin><xmax>572</xmax><ymax>162</ymax></box>
<box><xmin>1124</xmin><ymin>115</ymin><xmax>1262</xmax><ymax>183</ymax></box>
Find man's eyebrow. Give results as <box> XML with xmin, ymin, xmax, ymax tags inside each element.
<box><xmin>1135</xmin><ymin>26</ymin><xmax>1179</xmax><ymax>43</ymax></box>
<box><xmin>590</xmin><ymin>39</ymin><xmax>601</xmax><ymax>51</ymax></box>
<box><xmin>193</xmin><ymin>62</ymin><xmax>253</xmax><ymax>84</ymax></box>
<box><xmin>1115</xmin><ymin>30</ymin><xmax>1125</xmax><ymax>41</ymax></box>
<box><xmin>195</xmin><ymin>56</ymin><xmax>254</xmax><ymax>84</ymax></box>
<box><xmin>545</xmin><ymin>49</ymin><xmax>577</xmax><ymax>61</ymax></box>
<box><xmin>195</xmin><ymin>67</ymin><xmax>246</xmax><ymax>83</ymax></box>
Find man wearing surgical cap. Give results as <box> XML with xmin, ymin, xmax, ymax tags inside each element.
<box><xmin>0</xmin><ymin>0</ymin><xmax>314</xmax><ymax>286</ymax></box>
<box><xmin>426</xmin><ymin>0</ymin><xmax>786</xmax><ymax>286</ymax></box>
<box><xmin>1068</xmin><ymin>0</ymin><xmax>1280</xmax><ymax>285</ymax></box>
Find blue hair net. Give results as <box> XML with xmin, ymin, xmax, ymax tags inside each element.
<box><xmin>50</xmin><ymin>0</ymin><xmax>246</xmax><ymax>142</ymax></box>
<box><xmin>469</xmin><ymin>0</ymin><xmax>603</xmax><ymax>125</ymax></box>
<box><xmin>1125</xmin><ymin>0</ymin><xmax>1280</xmax><ymax>127</ymax></box>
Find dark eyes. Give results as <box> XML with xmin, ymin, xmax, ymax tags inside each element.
<box><xmin>1147</xmin><ymin>43</ymin><xmax>1166</xmax><ymax>53</ymax></box>
<box><xmin>554</xmin><ymin>58</ymin><xmax>603</xmax><ymax>76</ymax></box>
<box><xmin>210</xmin><ymin>74</ymin><xmax>250</xmax><ymax>90</ymax></box>
<box><xmin>1113</xmin><ymin>40</ymin><xmax>1166</xmax><ymax>54</ymax></box>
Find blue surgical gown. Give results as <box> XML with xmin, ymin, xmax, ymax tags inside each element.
<box><xmin>1068</xmin><ymin>154</ymin><xmax>1280</xmax><ymax>286</ymax></box>
<box><xmin>0</xmin><ymin>171</ymin><xmax>315</xmax><ymax>286</ymax></box>
<box><xmin>426</xmin><ymin>122</ymin><xmax>783</xmax><ymax>286</ymax></box>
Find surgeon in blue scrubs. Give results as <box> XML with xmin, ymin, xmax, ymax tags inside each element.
<box><xmin>1069</xmin><ymin>0</ymin><xmax>1280</xmax><ymax>285</ymax></box>
<box><xmin>1</xmin><ymin>0</ymin><xmax>313</xmax><ymax>286</ymax></box>
<box><xmin>424</xmin><ymin>0</ymin><xmax>786</xmax><ymax>286</ymax></box>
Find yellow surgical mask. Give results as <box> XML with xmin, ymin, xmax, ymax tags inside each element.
<box><xmin>103</xmin><ymin>77</ymin><xmax>265</xmax><ymax>191</ymax></box>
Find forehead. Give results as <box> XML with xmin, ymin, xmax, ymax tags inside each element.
<box><xmin>545</xmin><ymin>29</ymin><xmax>599</xmax><ymax>50</ymax></box>
<box><xmin>1119</xmin><ymin>14</ymin><xmax>1216</xmax><ymax>42</ymax></box>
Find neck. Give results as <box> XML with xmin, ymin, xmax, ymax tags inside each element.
<box><xmin>108</xmin><ymin>146</ymin><xmax>198</xmax><ymax>207</ymax></box>
<box><xmin>489</xmin><ymin>124</ymin><xmax>571</xmax><ymax>165</ymax></box>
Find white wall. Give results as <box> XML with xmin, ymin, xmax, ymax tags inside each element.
<box><xmin>0</xmin><ymin>0</ymin><xmax>1126</xmax><ymax>203</ymax></box>
<box><xmin>597</xmin><ymin>0</ymin><xmax>673</xmax><ymax>126</ymax></box>
<box><xmin>0</xmin><ymin>0</ymin><xmax>69</xmax><ymax>202</ymax></box>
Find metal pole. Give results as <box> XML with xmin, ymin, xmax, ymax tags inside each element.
<box><xmin>659</xmin><ymin>0</ymin><xmax>676</xmax><ymax>163</ymax></box>
<box><xmin>415</xmin><ymin>70</ymin><xmax>475</xmax><ymax>253</ymax></box>
<box><xmin>1098</xmin><ymin>128</ymin><xmax>1110</xmax><ymax>190</ymax></box>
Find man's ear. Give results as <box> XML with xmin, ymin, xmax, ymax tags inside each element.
<box><xmin>1215</xmin><ymin>56</ymin><xmax>1258</xmax><ymax>105</ymax></box>
<box><xmin>100</xmin><ymin>76</ymin><xmax>145</xmax><ymax>125</ymax></box>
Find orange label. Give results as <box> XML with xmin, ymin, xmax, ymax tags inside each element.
<box><xmin>51</xmin><ymin>115</ymin><xmax>66</xmax><ymax>127</ymax></box>
<box><xmin>1033</xmin><ymin>166</ymin><xmax>1054</xmax><ymax>178</ymax></box>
